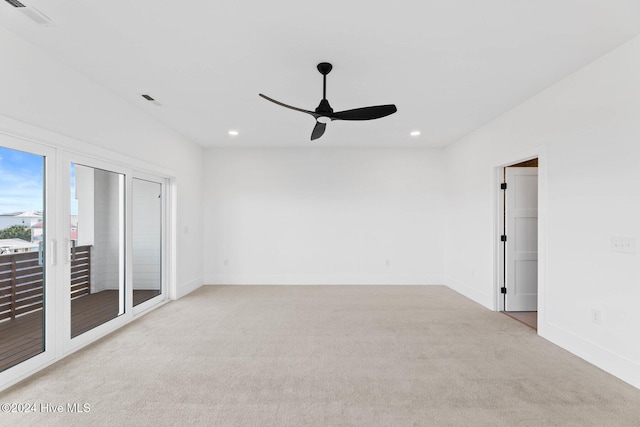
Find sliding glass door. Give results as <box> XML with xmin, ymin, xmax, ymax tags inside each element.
<box><xmin>69</xmin><ymin>163</ymin><xmax>126</xmax><ymax>338</ymax></box>
<box><xmin>0</xmin><ymin>142</ymin><xmax>54</xmax><ymax>375</ymax></box>
<box><xmin>0</xmin><ymin>139</ymin><xmax>169</xmax><ymax>389</ymax></box>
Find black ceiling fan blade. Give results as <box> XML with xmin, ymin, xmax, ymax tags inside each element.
<box><xmin>310</xmin><ymin>121</ymin><xmax>326</xmax><ymax>140</ymax></box>
<box><xmin>259</xmin><ymin>93</ymin><xmax>320</xmax><ymax>118</ymax></box>
<box><xmin>331</xmin><ymin>104</ymin><xmax>397</xmax><ymax>121</ymax></box>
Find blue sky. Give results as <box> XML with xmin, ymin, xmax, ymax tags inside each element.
<box><xmin>0</xmin><ymin>147</ymin><xmax>44</xmax><ymax>214</ymax></box>
<box><xmin>70</xmin><ymin>163</ymin><xmax>77</xmax><ymax>215</ymax></box>
<box><xmin>0</xmin><ymin>148</ymin><xmax>80</xmax><ymax>215</ymax></box>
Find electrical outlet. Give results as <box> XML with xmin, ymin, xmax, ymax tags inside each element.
<box><xmin>385</xmin><ymin>259</ymin><xmax>390</xmax><ymax>267</ymax></box>
<box><xmin>591</xmin><ymin>309</ymin><xmax>602</xmax><ymax>325</ymax></box>
<box><xmin>611</xmin><ymin>237</ymin><xmax>636</xmax><ymax>254</ymax></box>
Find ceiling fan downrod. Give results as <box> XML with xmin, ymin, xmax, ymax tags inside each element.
<box><xmin>316</xmin><ymin>62</ymin><xmax>333</xmax><ymax>115</ymax></box>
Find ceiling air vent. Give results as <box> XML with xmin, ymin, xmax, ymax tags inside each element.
<box><xmin>4</xmin><ymin>0</ymin><xmax>26</xmax><ymax>7</ymax></box>
<box><xmin>141</xmin><ymin>94</ymin><xmax>161</xmax><ymax>106</ymax></box>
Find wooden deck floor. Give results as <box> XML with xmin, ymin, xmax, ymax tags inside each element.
<box><xmin>0</xmin><ymin>289</ymin><xmax>160</xmax><ymax>372</ymax></box>
<box><xmin>0</xmin><ymin>308</ymin><xmax>43</xmax><ymax>373</ymax></box>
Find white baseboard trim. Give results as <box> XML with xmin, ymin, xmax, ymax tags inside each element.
<box><xmin>204</xmin><ymin>274</ymin><xmax>442</xmax><ymax>286</ymax></box>
<box><xmin>176</xmin><ymin>277</ymin><xmax>203</xmax><ymax>299</ymax></box>
<box><xmin>539</xmin><ymin>321</ymin><xmax>640</xmax><ymax>390</ymax></box>
<box><xmin>442</xmin><ymin>275</ymin><xmax>493</xmax><ymax>309</ymax></box>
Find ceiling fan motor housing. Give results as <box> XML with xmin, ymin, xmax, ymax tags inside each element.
<box><xmin>315</xmin><ymin>98</ymin><xmax>333</xmax><ymax>115</ymax></box>
<box><xmin>317</xmin><ymin>62</ymin><xmax>333</xmax><ymax>75</ymax></box>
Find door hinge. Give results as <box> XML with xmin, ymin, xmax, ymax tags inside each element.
<box><xmin>500</xmin><ymin>183</ymin><xmax>507</xmax><ymax>190</ymax></box>
<box><xmin>501</xmin><ymin>287</ymin><xmax>507</xmax><ymax>294</ymax></box>
<box><xmin>500</xmin><ymin>235</ymin><xmax>507</xmax><ymax>242</ymax></box>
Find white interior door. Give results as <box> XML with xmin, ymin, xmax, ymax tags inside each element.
<box><xmin>505</xmin><ymin>167</ymin><xmax>538</xmax><ymax>311</ymax></box>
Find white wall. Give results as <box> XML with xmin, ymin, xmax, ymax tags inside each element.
<box><xmin>75</xmin><ymin>164</ymin><xmax>95</xmax><ymax>247</ymax></box>
<box><xmin>0</xmin><ymin>24</ymin><xmax>203</xmax><ymax>298</ymax></box>
<box><xmin>92</xmin><ymin>169</ymin><xmax>123</xmax><ymax>293</ymax></box>
<box><xmin>444</xmin><ymin>36</ymin><xmax>640</xmax><ymax>388</ymax></box>
<box><xmin>132</xmin><ymin>178</ymin><xmax>162</xmax><ymax>291</ymax></box>
<box><xmin>203</xmin><ymin>148</ymin><xmax>445</xmax><ymax>285</ymax></box>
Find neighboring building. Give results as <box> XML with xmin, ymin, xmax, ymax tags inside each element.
<box><xmin>0</xmin><ymin>211</ymin><xmax>44</xmax><ymax>243</ymax></box>
<box><xmin>0</xmin><ymin>211</ymin><xmax>43</xmax><ymax>229</ymax></box>
<box><xmin>0</xmin><ymin>238</ymin><xmax>39</xmax><ymax>255</ymax></box>
<box><xmin>0</xmin><ymin>217</ymin><xmax>76</xmax><ymax>245</ymax></box>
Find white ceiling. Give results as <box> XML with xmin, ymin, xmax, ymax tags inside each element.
<box><xmin>1</xmin><ymin>1</ymin><xmax>639</xmax><ymax>148</ymax></box>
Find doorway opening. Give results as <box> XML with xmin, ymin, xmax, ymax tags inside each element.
<box><xmin>499</xmin><ymin>158</ymin><xmax>538</xmax><ymax>330</ymax></box>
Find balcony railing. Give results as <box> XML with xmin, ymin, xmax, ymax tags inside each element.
<box><xmin>0</xmin><ymin>245</ymin><xmax>91</xmax><ymax>322</ymax></box>
<box><xmin>70</xmin><ymin>245</ymin><xmax>92</xmax><ymax>299</ymax></box>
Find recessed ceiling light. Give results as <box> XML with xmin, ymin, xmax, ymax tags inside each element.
<box><xmin>410</xmin><ymin>131</ymin><xmax>421</xmax><ymax>137</ymax></box>
<box><xmin>228</xmin><ymin>130</ymin><xmax>239</xmax><ymax>136</ymax></box>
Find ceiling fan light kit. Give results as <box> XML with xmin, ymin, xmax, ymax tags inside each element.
<box><xmin>259</xmin><ymin>62</ymin><xmax>397</xmax><ymax>141</ymax></box>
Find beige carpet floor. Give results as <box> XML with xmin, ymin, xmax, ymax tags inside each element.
<box><xmin>2</xmin><ymin>285</ymin><xmax>639</xmax><ymax>426</ymax></box>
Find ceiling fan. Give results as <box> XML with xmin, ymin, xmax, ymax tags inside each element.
<box><xmin>259</xmin><ymin>62</ymin><xmax>397</xmax><ymax>141</ymax></box>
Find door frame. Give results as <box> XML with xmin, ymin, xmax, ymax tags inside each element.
<box><xmin>0</xmin><ymin>134</ymin><xmax>59</xmax><ymax>386</ymax></box>
<box><xmin>130</xmin><ymin>172</ymin><xmax>170</xmax><ymax>316</ymax></box>
<box><xmin>61</xmin><ymin>152</ymin><xmax>132</xmax><ymax>354</ymax></box>
<box><xmin>493</xmin><ymin>148</ymin><xmax>548</xmax><ymax>332</ymax></box>
<box><xmin>60</xmin><ymin>155</ymin><xmax>174</xmax><ymax>354</ymax></box>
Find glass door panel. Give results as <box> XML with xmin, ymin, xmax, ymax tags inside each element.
<box><xmin>70</xmin><ymin>163</ymin><xmax>125</xmax><ymax>338</ymax></box>
<box><xmin>0</xmin><ymin>146</ymin><xmax>45</xmax><ymax>372</ymax></box>
<box><xmin>132</xmin><ymin>178</ymin><xmax>162</xmax><ymax>306</ymax></box>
